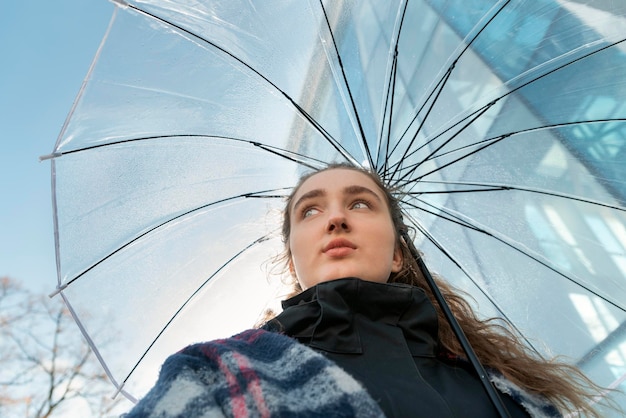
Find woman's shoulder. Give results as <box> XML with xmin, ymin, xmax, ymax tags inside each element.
<box><xmin>489</xmin><ymin>371</ymin><xmax>562</xmax><ymax>418</ymax></box>
<box><xmin>124</xmin><ymin>329</ymin><xmax>385</xmax><ymax>418</ymax></box>
<box><xmin>436</xmin><ymin>353</ymin><xmax>561</xmax><ymax>418</ymax></box>
<box><xmin>487</xmin><ymin>370</ymin><xmax>563</xmax><ymax>418</ymax></box>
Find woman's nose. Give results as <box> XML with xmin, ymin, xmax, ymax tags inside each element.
<box><xmin>327</xmin><ymin>209</ymin><xmax>350</xmax><ymax>232</ymax></box>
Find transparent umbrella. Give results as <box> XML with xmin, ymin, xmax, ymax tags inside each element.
<box><xmin>44</xmin><ymin>0</ymin><xmax>626</xmax><ymax>412</ymax></box>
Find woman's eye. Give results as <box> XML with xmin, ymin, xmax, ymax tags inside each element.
<box><xmin>351</xmin><ymin>201</ymin><xmax>370</xmax><ymax>210</ymax></box>
<box><xmin>302</xmin><ymin>207</ymin><xmax>319</xmax><ymax>218</ymax></box>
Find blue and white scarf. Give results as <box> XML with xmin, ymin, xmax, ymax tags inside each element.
<box><xmin>124</xmin><ymin>329</ymin><xmax>560</xmax><ymax>417</ymax></box>
<box><xmin>124</xmin><ymin>329</ymin><xmax>384</xmax><ymax>417</ymax></box>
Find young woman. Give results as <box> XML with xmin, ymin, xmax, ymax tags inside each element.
<box><xmin>126</xmin><ymin>164</ymin><xmax>602</xmax><ymax>418</ymax></box>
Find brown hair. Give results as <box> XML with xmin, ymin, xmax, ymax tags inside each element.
<box><xmin>275</xmin><ymin>162</ymin><xmax>607</xmax><ymax>417</ymax></box>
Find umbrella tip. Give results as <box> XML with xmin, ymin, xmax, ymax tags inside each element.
<box><xmin>48</xmin><ymin>284</ymin><xmax>68</xmax><ymax>298</ymax></box>
<box><xmin>109</xmin><ymin>0</ymin><xmax>130</xmax><ymax>8</ymax></box>
<box><xmin>39</xmin><ymin>153</ymin><xmax>59</xmax><ymax>161</ymax></box>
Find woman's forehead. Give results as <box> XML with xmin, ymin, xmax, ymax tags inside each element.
<box><xmin>291</xmin><ymin>169</ymin><xmax>385</xmax><ymax>207</ymax></box>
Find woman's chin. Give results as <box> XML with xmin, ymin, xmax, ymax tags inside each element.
<box><xmin>301</xmin><ymin>274</ymin><xmax>388</xmax><ymax>289</ymax></box>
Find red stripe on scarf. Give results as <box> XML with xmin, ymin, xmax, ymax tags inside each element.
<box><xmin>233</xmin><ymin>352</ymin><xmax>270</xmax><ymax>418</ymax></box>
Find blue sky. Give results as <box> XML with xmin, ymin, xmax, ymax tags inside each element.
<box><xmin>1</xmin><ymin>1</ymin><xmax>114</xmax><ymax>293</ymax></box>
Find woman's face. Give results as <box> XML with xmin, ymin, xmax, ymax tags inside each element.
<box><xmin>288</xmin><ymin>169</ymin><xmax>402</xmax><ymax>290</ymax></box>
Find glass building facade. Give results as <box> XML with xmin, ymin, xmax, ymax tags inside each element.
<box><xmin>295</xmin><ymin>1</ymin><xmax>626</xmax><ymax>412</ymax></box>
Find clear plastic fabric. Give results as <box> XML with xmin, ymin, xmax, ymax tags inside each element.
<box><xmin>50</xmin><ymin>0</ymin><xmax>626</xmax><ymax>410</ymax></box>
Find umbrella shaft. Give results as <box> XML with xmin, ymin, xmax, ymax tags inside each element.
<box><xmin>402</xmin><ymin>232</ymin><xmax>511</xmax><ymax>418</ymax></box>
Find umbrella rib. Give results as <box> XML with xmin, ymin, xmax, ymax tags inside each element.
<box><xmin>52</xmin><ymin>190</ymin><xmax>287</xmax><ymax>295</ymax></box>
<box><xmin>378</xmin><ymin>0</ymin><xmax>409</xmax><ymax>175</ymax></box>
<box><xmin>387</xmin><ymin>67</ymin><xmax>454</xmax><ymax>181</ymax></box>
<box><xmin>45</xmin><ymin>132</ymin><xmax>342</xmax><ymax>176</ymax></box>
<box><xmin>386</xmin><ymin>64</ymin><xmax>452</xmax><ymax>163</ymax></box>
<box><xmin>387</xmin><ymin>0</ymin><xmax>511</xmax><ymax>181</ymax></box>
<box><xmin>387</xmin><ymin>10</ymin><xmax>626</xmax><ymax>184</ymax></box>
<box><xmin>386</xmin><ymin>103</ymin><xmax>500</xmax><ymax>187</ymax></box>
<box><xmin>51</xmin><ymin>7</ymin><xmax>119</xmax><ymax>153</ymax></box>
<box><xmin>56</xmin><ymin>291</ymin><xmax>138</xmax><ymax>403</ymax></box>
<box><xmin>394</xmin><ymin>102</ymin><xmax>498</xmax><ymax>185</ymax></box>
<box><xmin>119</xmin><ymin>3</ymin><xmax>358</xmax><ymax>165</ymax></box>
<box><xmin>380</xmin><ymin>48</ymin><xmax>400</xmax><ymax>177</ymax></box>
<box><xmin>428</xmin><ymin>35</ymin><xmax>626</xmax><ymax>163</ymax></box>
<box><xmin>387</xmin><ymin>105</ymin><xmax>503</xmax><ymax>185</ymax></box>
<box><xmin>410</xmin><ymin>197</ymin><xmax>625</xmax><ymax>312</ymax></box>
<box><xmin>252</xmin><ymin>143</ymin><xmax>327</xmax><ymax>169</ymax></box>
<box><xmin>120</xmin><ymin>235</ymin><xmax>273</xmax><ymax>389</ymax></box>
<box><xmin>400</xmin><ymin>203</ymin><xmax>542</xmax><ymax>354</ymax></box>
<box><xmin>421</xmin><ymin>119</ymin><xmax>626</xmax><ymax>162</ymax></box>
<box><xmin>317</xmin><ymin>0</ymin><xmax>373</xmax><ymax>168</ymax></box>
<box><xmin>388</xmin><ymin>88</ymin><xmax>512</xmax><ymax>185</ymax></box>
<box><xmin>289</xmin><ymin>101</ymin><xmax>363</xmax><ymax>166</ymax></box>
<box><xmin>409</xmin><ymin>180</ymin><xmax>626</xmax><ymax>212</ymax></box>
<box><xmin>403</xmin><ymin>196</ymin><xmax>483</xmax><ymax>232</ymax></box>
<box><xmin>395</xmin><ymin>118</ymin><xmax>626</xmax><ymax>187</ymax></box>
<box><xmin>44</xmin><ymin>134</ymin><xmax>326</xmax><ymax>170</ymax></box>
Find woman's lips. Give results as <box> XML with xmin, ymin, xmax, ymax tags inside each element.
<box><xmin>323</xmin><ymin>238</ymin><xmax>356</xmax><ymax>257</ymax></box>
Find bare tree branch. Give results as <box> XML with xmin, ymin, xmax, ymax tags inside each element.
<box><xmin>0</xmin><ymin>276</ymin><xmax>126</xmax><ymax>417</ymax></box>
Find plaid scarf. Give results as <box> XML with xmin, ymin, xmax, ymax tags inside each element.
<box><xmin>124</xmin><ymin>328</ymin><xmax>560</xmax><ymax>418</ymax></box>
<box><xmin>123</xmin><ymin>329</ymin><xmax>385</xmax><ymax>417</ymax></box>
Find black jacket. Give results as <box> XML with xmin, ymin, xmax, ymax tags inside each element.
<box><xmin>266</xmin><ymin>278</ymin><xmax>551</xmax><ymax>418</ymax></box>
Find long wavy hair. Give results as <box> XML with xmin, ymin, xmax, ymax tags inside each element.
<box><xmin>273</xmin><ymin>162</ymin><xmax>608</xmax><ymax>417</ymax></box>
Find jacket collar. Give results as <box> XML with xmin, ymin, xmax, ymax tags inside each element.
<box><xmin>269</xmin><ymin>278</ymin><xmax>439</xmax><ymax>356</ymax></box>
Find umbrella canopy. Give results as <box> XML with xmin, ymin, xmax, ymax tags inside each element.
<box><xmin>46</xmin><ymin>0</ymin><xmax>626</xmax><ymax>411</ymax></box>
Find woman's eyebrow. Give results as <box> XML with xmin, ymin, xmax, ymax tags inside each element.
<box><xmin>292</xmin><ymin>185</ymin><xmax>382</xmax><ymax>213</ymax></box>
<box><xmin>344</xmin><ymin>185</ymin><xmax>382</xmax><ymax>202</ymax></box>
<box><xmin>292</xmin><ymin>189</ymin><xmax>326</xmax><ymax>213</ymax></box>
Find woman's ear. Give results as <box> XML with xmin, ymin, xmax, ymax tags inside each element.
<box><xmin>288</xmin><ymin>258</ymin><xmax>306</xmax><ymax>290</ymax></box>
<box><xmin>391</xmin><ymin>245</ymin><xmax>403</xmax><ymax>273</ymax></box>
<box><xmin>288</xmin><ymin>258</ymin><xmax>296</xmax><ymax>276</ymax></box>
